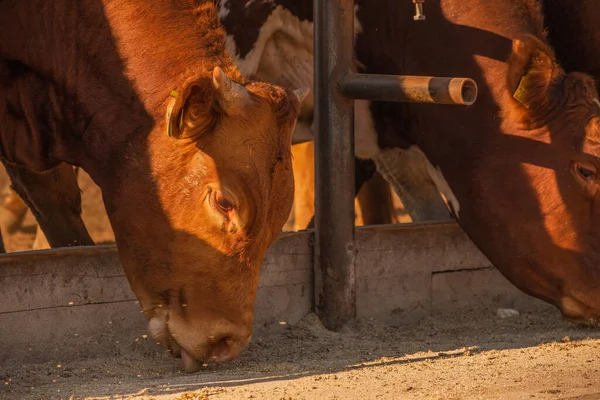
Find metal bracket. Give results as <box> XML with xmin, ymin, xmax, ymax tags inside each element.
<box><xmin>413</xmin><ymin>0</ymin><xmax>425</xmax><ymax>21</ymax></box>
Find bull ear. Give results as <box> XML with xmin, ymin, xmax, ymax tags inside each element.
<box><xmin>212</xmin><ymin>66</ymin><xmax>252</xmax><ymax>116</ymax></box>
<box><xmin>166</xmin><ymin>77</ymin><xmax>220</xmax><ymax>139</ymax></box>
<box><xmin>166</xmin><ymin>69</ymin><xmax>252</xmax><ymax>139</ymax></box>
<box><xmin>506</xmin><ymin>35</ymin><xmax>562</xmax><ymax>113</ymax></box>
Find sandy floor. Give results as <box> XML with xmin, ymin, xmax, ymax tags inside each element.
<box><xmin>1</xmin><ymin>309</ymin><xmax>599</xmax><ymax>400</ymax></box>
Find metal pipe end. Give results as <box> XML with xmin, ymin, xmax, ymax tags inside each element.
<box><xmin>448</xmin><ymin>78</ymin><xmax>478</xmax><ymax>106</ymax></box>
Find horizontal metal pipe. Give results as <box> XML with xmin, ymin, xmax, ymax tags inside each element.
<box><xmin>340</xmin><ymin>73</ymin><xmax>478</xmax><ymax>105</ymax></box>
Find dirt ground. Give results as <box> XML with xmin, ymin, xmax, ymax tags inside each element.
<box><xmin>1</xmin><ymin>308</ymin><xmax>600</xmax><ymax>400</ymax></box>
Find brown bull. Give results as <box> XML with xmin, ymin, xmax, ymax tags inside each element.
<box><xmin>0</xmin><ymin>0</ymin><xmax>305</xmax><ymax>371</ymax></box>
<box><xmin>0</xmin><ymin>164</ymin><xmax>113</xmax><ymax>252</ymax></box>
<box><xmin>356</xmin><ymin>0</ymin><xmax>600</xmax><ymax>323</ymax></box>
<box><xmin>356</xmin><ymin>0</ymin><xmax>600</xmax><ymax>227</ymax></box>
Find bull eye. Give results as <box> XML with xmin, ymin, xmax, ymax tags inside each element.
<box><xmin>210</xmin><ymin>188</ymin><xmax>234</xmax><ymax>214</ymax></box>
<box><xmin>571</xmin><ymin>161</ymin><xmax>598</xmax><ymax>193</ymax></box>
<box><xmin>578</xmin><ymin>165</ymin><xmax>595</xmax><ymax>181</ymax></box>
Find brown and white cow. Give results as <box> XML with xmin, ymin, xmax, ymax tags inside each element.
<box><xmin>0</xmin><ymin>0</ymin><xmax>306</xmax><ymax>371</ymax></box>
<box><xmin>221</xmin><ymin>0</ymin><xmax>600</xmax><ymax>324</ymax></box>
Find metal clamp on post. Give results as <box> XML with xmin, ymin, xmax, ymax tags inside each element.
<box><xmin>413</xmin><ymin>0</ymin><xmax>425</xmax><ymax>20</ymax></box>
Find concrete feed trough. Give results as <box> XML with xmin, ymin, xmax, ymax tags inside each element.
<box><xmin>0</xmin><ymin>221</ymin><xmax>551</xmax><ymax>367</ymax></box>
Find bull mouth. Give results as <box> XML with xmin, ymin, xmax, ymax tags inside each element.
<box><xmin>164</xmin><ymin>335</ymin><xmax>202</xmax><ymax>373</ymax></box>
<box><xmin>148</xmin><ymin>309</ymin><xmax>199</xmax><ymax>372</ymax></box>
<box><xmin>174</xmin><ymin>336</ymin><xmax>241</xmax><ymax>373</ymax></box>
<box><xmin>147</xmin><ymin>309</ymin><xmax>245</xmax><ymax>373</ymax></box>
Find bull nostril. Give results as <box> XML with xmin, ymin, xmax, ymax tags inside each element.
<box><xmin>210</xmin><ymin>336</ymin><xmax>234</xmax><ymax>360</ymax></box>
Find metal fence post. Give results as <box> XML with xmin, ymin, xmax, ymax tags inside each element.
<box><xmin>313</xmin><ymin>0</ymin><xmax>357</xmax><ymax>330</ymax></box>
<box><xmin>311</xmin><ymin>0</ymin><xmax>477</xmax><ymax>331</ymax></box>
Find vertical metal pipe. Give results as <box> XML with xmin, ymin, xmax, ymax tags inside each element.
<box><xmin>313</xmin><ymin>0</ymin><xmax>356</xmax><ymax>330</ymax></box>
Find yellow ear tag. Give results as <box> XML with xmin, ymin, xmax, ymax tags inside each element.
<box><xmin>166</xmin><ymin>90</ymin><xmax>179</xmax><ymax>137</ymax></box>
<box><xmin>513</xmin><ymin>74</ymin><xmax>531</xmax><ymax>109</ymax></box>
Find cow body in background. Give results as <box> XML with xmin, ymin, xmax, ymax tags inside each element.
<box><xmin>1</xmin><ymin>0</ymin><xmax>305</xmax><ymax>371</ymax></box>
<box><xmin>221</xmin><ymin>0</ymin><xmax>600</xmax><ymax>324</ymax></box>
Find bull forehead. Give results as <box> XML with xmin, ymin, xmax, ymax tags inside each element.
<box><xmin>208</xmin><ymin>126</ymin><xmax>290</xmax><ymax>172</ymax></box>
<box><xmin>499</xmin><ymin>94</ymin><xmax>600</xmax><ymax>158</ymax></box>
<box><xmin>201</xmin><ymin>135</ymin><xmax>291</xmax><ymax>204</ymax></box>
